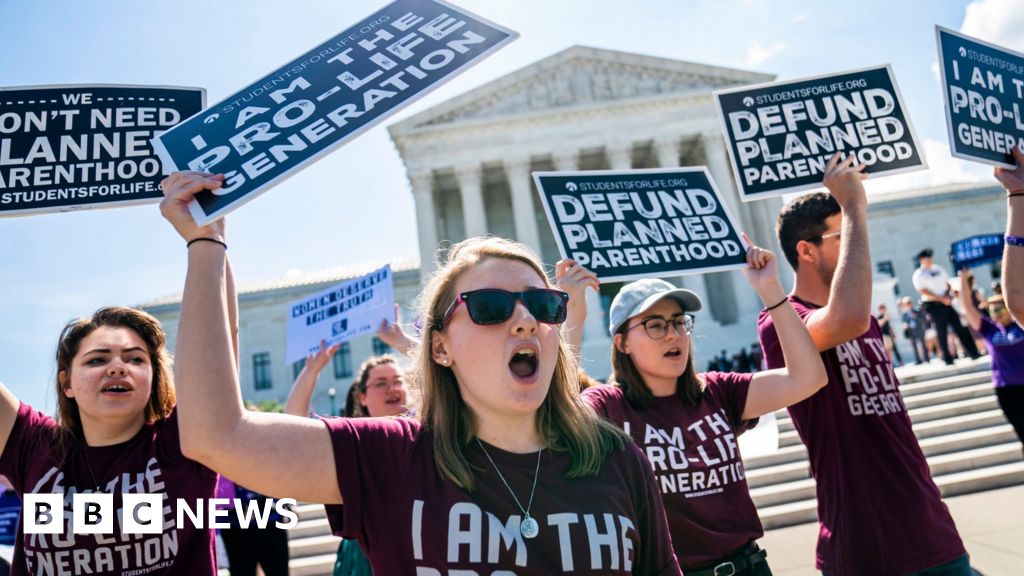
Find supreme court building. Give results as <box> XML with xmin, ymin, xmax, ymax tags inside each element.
<box><xmin>142</xmin><ymin>47</ymin><xmax>1005</xmax><ymax>410</ymax></box>
<box><xmin>388</xmin><ymin>45</ymin><xmax>787</xmax><ymax>376</ymax></box>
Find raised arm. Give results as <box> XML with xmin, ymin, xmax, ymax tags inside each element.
<box><xmin>0</xmin><ymin>383</ymin><xmax>22</xmax><ymax>460</ymax></box>
<box><xmin>957</xmin><ymin>270</ymin><xmax>983</xmax><ymax>332</ymax></box>
<box><xmin>376</xmin><ymin>303</ymin><xmax>418</xmax><ymax>357</ymax></box>
<box><xmin>227</xmin><ymin>257</ymin><xmax>240</xmax><ymax>372</ymax></box>
<box><xmin>160</xmin><ymin>172</ymin><xmax>341</xmax><ymax>503</ymax></box>
<box><xmin>996</xmin><ymin>147</ymin><xmax>1024</xmax><ymax>323</ymax></box>
<box><xmin>804</xmin><ymin>154</ymin><xmax>873</xmax><ymax>350</ymax></box>
<box><xmin>740</xmin><ymin>237</ymin><xmax>826</xmax><ymax>420</ymax></box>
<box><xmin>554</xmin><ymin>259</ymin><xmax>599</xmax><ymax>358</ymax></box>
<box><xmin>284</xmin><ymin>340</ymin><xmax>339</xmax><ymax>417</ymax></box>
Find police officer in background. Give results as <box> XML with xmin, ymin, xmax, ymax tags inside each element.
<box><xmin>912</xmin><ymin>248</ymin><xmax>981</xmax><ymax>365</ymax></box>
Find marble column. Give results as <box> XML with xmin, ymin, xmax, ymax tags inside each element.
<box><xmin>410</xmin><ymin>171</ymin><xmax>439</xmax><ymax>275</ymax></box>
<box><xmin>699</xmin><ymin>130</ymin><xmax>765</xmax><ymax>317</ymax></box>
<box><xmin>653</xmin><ymin>136</ymin><xmax>679</xmax><ymax>168</ymax></box>
<box><xmin>455</xmin><ymin>164</ymin><xmax>488</xmax><ymax>239</ymax></box>
<box><xmin>606</xmin><ymin>143</ymin><xmax>633</xmax><ymax>171</ymax></box>
<box><xmin>550</xmin><ymin>148</ymin><xmax>608</xmax><ymax>358</ymax></box>
<box><xmin>699</xmin><ymin>131</ymin><xmax>746</xmax><ymax>232</ymax></box>
<box><xmin>504</xmin><ymin>158</ymin><xmax>542</xmax><ymax>252</ymax></box>
<box><xmin>552</xmin><ymin>150</ymin><xmax>578</xmax><ymax>172</ymax></box>
<box><xmin>653</xmin><ymin>135</ymin><xmax>721</xmax><ymax>326</ymax></box>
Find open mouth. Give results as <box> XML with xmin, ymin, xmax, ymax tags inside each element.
<box><xmin>509</xmin><ymin>348</ymin><xmax>539</xmax><ymax>379</ymax></box>
<box><xmin>101</xmin><ymin>382</ymin><xmax>133</xmax><ymax>394</ymax></box>
<box><xmin>664</xmin><ymin>347</ymin><xmax>682</xmax><ymax>359</ymax></box>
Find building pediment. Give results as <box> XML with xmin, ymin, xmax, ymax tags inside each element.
<box><xmin>390</xmin><ymin>45</ymin><xmax>773</xmax><ymax>134</ymax></box>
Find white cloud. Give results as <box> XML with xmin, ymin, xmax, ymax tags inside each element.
<box><xmin>745</xmin><ymin>41</ymin><xmax>787</xmax><ymax>67</ymax></box>
<box><xmin>961</xmin><ymin>0</ymin><xmax>1024</xmax><ymax>50</ymax></box>
<box><xmin>867</xmin><ymin>139</ymin><xmax>992</xmax><ymax>193</ymax></box>
<box><xmin>792</xmin><ymin>12</ymin><xmax>809</xmax><ymax>23</ymax></box>
<box><xmin>930</xmin><ymin>60</ymin><xmax>940</xmax><ymax>81</ymax></box>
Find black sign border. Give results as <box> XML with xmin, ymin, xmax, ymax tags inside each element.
<box><xmin>531</xmin><ymin>166</ymin><xmax>749</xmax><ymax>283</ymax></box>
<box><xmin>713</xmin><ymin>64</ymin><xmax>928</xmax><ymax>202</ymax></box>
<box><xmin>936</xmin><ymin>25</ymin><xmax>1024</xmax><ymax>170</ymax></box>
<box><xmin>0</xmin><ymin>83</ymin><xmax>205</xmax><ymax>217</ymax></box>
<box><xmin>152</xmin><ymin>0</ymin><xmax>518</xmax><ymax>226</ymax></box>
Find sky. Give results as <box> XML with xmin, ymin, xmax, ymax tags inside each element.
<box><xmin>1</xmin><ymin>0</ymin><xmax>1020</xmax><ymax>413</ymax></box>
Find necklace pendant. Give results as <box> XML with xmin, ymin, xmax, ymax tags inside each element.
<box><xmin>520</xmin><ymin>516</ymin><xmax>539</xmax><ymax>539</ymax></box>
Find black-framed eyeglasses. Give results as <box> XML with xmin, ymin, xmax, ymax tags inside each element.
<box><xmin>625</xmin><ymin>313</ymin><xmax>694</xmax><ymax>339</ymax></box>
<box><xmin>437</xmin><ymin>288</ymin><xmax>569</xmax><ymax>330</ymax></box>
<box><xmin>806</xmin><ymin>231</ymin><xmax>841</xmax><ymax>244</ymax></box>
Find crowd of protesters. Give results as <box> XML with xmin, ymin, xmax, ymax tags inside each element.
<box><xmin>0</xmin><ymin>144</ymin><xmax>1022</xmax><ymax>576</ymax></box>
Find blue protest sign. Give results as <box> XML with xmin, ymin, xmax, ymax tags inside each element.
<box><xmin>533</xmin><ymin>167</ymin><xmax>748</xmax><ymax>282</ymax></box>
<box><xmin>152</xmin><ymin>0</ymin><xmax>517</xmax><ymax>225</ymax></box>
<box><xmin>949</xmin><ymin>233</ymin><xmax>1004</xmax><ymax>271</ymax></box>
<box><xmin>714</xmin><ymin>65</ymin><xmax>926</xmax><ymax>201</ymax></box>
<box><xmin>936</xmin><ymin>26</ymin><xmax>1024</xmax><ymax>169</ymax></box>
<box><xmin>0</xmin><ymin>85</ymin><xmax>204</xmax><ymax>217</ymax></box>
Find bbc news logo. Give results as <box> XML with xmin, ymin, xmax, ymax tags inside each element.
<box><xmin>23</xmin><ymin>494</ymin><xmax>299</xmax><ymax>534</ymax></box>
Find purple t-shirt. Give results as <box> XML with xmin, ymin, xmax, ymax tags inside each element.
<box><xmin>977</xmin><ymin>316</ymin><xmax>1024</xmax><ymax>387</ymax></box>
<box><xmin>582</xmin><ymin>373</ymin><xmax>761</xmax><ymax>570</ymax></box>
<box><xmin>322</xmin><ymin>416</ymin><xmax>680</xmax><ymax>575</ymax></box>
<box><xmin>757</xmin><ymin>296</ymin><xmax>965</xmax><ymax>576</ymax></box>
<box><xmin>0</xmin><ymin>402</ymin><xmax>217</xmax><ymax>576</ymax></box>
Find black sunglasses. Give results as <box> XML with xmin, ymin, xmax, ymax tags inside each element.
<box><xmin>437</xmin><ymin>288</ymin><xmax>569</xmax><ymax>330</ymax></box>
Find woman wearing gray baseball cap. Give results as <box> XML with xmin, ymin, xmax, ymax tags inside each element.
<box><xmin>565</xmin><ymin>237</ymin><xmax>826</xmax><ymax>575</ymax></box>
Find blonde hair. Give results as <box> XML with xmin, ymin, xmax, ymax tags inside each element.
<box><xmin>412</xmin><ymin>236</ymin><xmax>627</xmax><ymax>491</ymax></box>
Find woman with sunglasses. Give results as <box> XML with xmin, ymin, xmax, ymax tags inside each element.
<box><xmin>160</xmin><ymin>171</ymin><xmax>680</xmax><ymax>574</ymax></box>
<box><xmin>568</xmin><ymin>237</ymin><xmax>826</xmax><ymax>576</ymax></box>
<box><xmin>958</xmin><ymin>270</ymin><xmax>1024</xmax><ymax>453</ymax></box>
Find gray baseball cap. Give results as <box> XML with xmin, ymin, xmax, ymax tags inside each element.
<box><xmin>608</xmin><ymin>278</ymin><xmax>702</xmax><ymax>336</ymax></box>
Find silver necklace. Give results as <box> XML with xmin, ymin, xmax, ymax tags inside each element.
<box><xmin>84</xmin><ymin>455</ymin><xmax>104</xmax><ymax>492</ymax></box>
<box><xmin>476</xmin><ymin>438</ymin><xmax>543</xmax><ymax>539</ymax></box>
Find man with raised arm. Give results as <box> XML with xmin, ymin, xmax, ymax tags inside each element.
<box><xmin>757</xmin><ymin>154</ymin><xmax>968</xmax><ymax>576</ymax></box>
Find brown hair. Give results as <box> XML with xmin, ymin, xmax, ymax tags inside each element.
<box><xmin>610</xmin><ymin>322</ymin><xmax>704</xmax><ymax>408</ymax></box>
<box><xmin>55</xmin><ymin>307</ymin><xmax>175</xmax><ymax>454</ymax></box>
<box><xmin>413</xmin><ymin>236</ymin><xmax>627</xmax><ymax>491</ymax></box>
<box><xmin>348</xmin><ymin>354</ymin><xmax>398</xmax><ymax>418</ymax></box>
<box><xmin>777</xmin><ymin>192</ymin><xmax>841</xmax><ymax>270</ymax></box>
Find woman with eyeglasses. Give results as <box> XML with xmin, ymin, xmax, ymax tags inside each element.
<box><xmin>159</xmin><ymin>171</ymin><xmax>680</xmax><ymax>574</ymax></box>
<box><xmin>284</xmin><ymin>346</ymin><xmax>408</xmax><ymax>576</ymax></box>
<box><xmin>566</xmin><ymin>236</ymin><xmax>826</xmax><ymax>576</ymax></box>
<box><xmin>958</xmin><ymin>270</ymin><xmax>1024</xmax><ymax>453</ymax></box>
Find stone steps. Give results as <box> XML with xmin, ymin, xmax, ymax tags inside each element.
<box><xmin>752</xmin><ymin>362</ymin><xmax>1023</xmax><ymax>530</ymax></box>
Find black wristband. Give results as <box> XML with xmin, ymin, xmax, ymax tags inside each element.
<box><xmin>764</xmin><ymin>296</ymin><xmax>789</xmax><ymax>311</ymax></box>
<box><xmin>1008</xmin><ymin>191</ymin><xmax>1024</xmax><ymax>198</ymax></box>
<box><xmin>186</xmin><ymin>237</ymin><xmax>227</xmax><ymax>250</ymax></box>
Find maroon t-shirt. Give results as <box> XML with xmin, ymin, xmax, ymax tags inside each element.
<box><xmin>757</xmin><ymin>296</ymin><xmax>965</xmax><ymax>575</ymax></box>
<box><xmin>582</xmin><ymin>373</ymin><xmax>761</xmax><ymax>570</ymax></box>
<box><xmin>0</xmin><ymin>402</ymin><xmax>217</xmax><ymax>576</ymax></box>
<box><xmin>322</xmin><ymin>416</ymin><xmax>680</xmax><ymax>575</ymax></box>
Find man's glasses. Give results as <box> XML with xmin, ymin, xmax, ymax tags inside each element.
<box><xmin>990</xmin><ymin>305</ymin><xmax>1007</xmax><ymax>315</ymax></box>
<box><xmin>625</xmin><ymin>314</ymin><xmax>694</xmax><ymax>340</ymax></box>
<box><xmin>437</xmin><ymin>288</ymin><xmax>569</xmax><ymax>330</ymax></box>
<box><xmin>806</xmin><ymin>231</ymin><xmax>841</xmax><ymax>244</ymax></box>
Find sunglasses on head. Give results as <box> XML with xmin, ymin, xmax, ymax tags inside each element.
<box><xmin>437</xmin><ymin>288</ymin><xmax>569</xmax><ymax>330</ymax></box>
